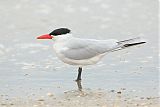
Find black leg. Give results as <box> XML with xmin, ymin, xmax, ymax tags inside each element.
<box><xmin>76</xmin><ymin>67</ymin><xmax>82</xmax><ymax>81</ymax></box>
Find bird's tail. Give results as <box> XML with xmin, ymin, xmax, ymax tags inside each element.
<box><xmin>111</xmin><ymin>37</ymin><xmax>146</xmax><ymax>52</ymax></box>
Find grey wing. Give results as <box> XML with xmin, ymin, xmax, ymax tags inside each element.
<box><xmin>61</xmin><ymin>38</ymin><xmax>118</xmax><ymax>60</ymax></box>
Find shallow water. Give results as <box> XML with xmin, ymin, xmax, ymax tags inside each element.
<box><xmin>0</xmin><ymin>0</ymin><xmax>159</xmax><ymax>106</ymax></box>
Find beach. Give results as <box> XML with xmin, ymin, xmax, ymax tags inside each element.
<box><xmin>0</xmin><ymin>0</ymin><xmax>159</xmax><ymax>107</ymax></box>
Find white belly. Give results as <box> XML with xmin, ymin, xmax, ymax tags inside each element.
<box><xmin>55</xmin><ymin>51</ymin><xmax>106</xmax><ymax>66</ymax></box>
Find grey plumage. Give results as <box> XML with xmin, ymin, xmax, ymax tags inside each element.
<box><xmin>61</xmin><ymin>38</ymin><xmax>119</xmax><ymax>60</ymax></box>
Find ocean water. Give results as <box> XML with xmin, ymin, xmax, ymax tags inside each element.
<box><xmin>0</xmin><ymin>0</ymin><xmax>158</xmax><ymax>106</ymax></box>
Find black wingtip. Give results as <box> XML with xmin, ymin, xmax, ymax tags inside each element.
<box><xmin>124</xmin><ymin>42</ymin><xmax>146</xmax><ymax>47</ymax></box>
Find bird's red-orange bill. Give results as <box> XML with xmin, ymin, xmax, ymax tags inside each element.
<box><xmin>37</xmin><ymin>34</ymin><xmax>53</xmax><ymax>39</ymax></box>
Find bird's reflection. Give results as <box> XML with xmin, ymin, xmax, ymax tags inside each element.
<box><xmin>70</xmin><ymin>80</ymin><xmax>124</xmax><ymax>107</ymax></box>
<box><xmin>75</xmin><ymin>80</ymin><xmax>83</xmax><ymax>91</ymax></box>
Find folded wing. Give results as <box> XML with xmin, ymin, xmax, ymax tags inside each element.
<box><xmin>61</xmin><ymin>38</ymin><xmax>118</xmax><ymax>60</ymax></box>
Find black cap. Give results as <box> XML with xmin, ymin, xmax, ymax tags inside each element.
<box><xmin>49</xmin><ymin>28</ymin><xmax>71</xmax><ymax>36</ymax></box>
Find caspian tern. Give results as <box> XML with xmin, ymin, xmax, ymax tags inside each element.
<box><xmin>37</xmin><ymin>28</ymin><xmax>146</xmax><ymax>81</ymax></box>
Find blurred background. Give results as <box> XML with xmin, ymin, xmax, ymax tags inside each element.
<box><xmin>0</xmin><ymin>0</ymin><xmax>158</xmax><ymax>106</ymax></box>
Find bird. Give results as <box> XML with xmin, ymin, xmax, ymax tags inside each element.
<box><xmin>37</xmin><ymin>28</ymin><xmax>146</xmax><ymax>81</ymax></box>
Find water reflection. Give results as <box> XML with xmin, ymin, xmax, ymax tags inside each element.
<box><xmin>65</xmin><ymin>81</ymin><xmax>126</xmax><ymax>107</ymax></box>
<box><xmin>75</xmin><ymin>80</ymin><xmax>83</xmax><ymax>91</ymax></box>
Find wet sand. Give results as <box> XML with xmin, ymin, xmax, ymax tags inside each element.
<box><xmin>0</xmin><ymin>85</ymin><xmax>159</xmax><ymax>107</ymax></box>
